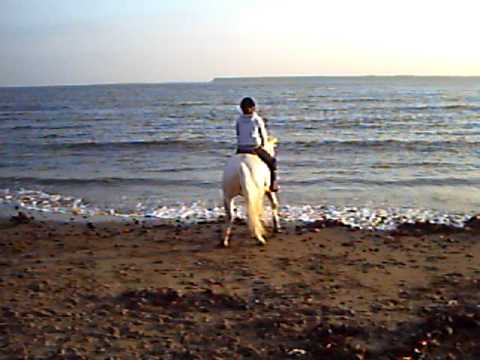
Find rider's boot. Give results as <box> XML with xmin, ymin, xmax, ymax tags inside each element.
<box><xmin>270</xmin><ymin>171</ymin><xmax>279</xmax><ymax>192</ymax></box>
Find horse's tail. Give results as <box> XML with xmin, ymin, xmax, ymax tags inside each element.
<box><xmin>239</xmin><ymin>163</ymin><xmax>264</xmax><ymax>240</ymax></box>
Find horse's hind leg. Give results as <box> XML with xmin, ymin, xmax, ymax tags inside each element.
<box><xmin>223</xmin><ymin>197</ymin><xmax>234</xmax><ymax>247</ymax></box>
<box><xmin>267</xmin><ymin>192</ymin><xmax>281</xmax><ymax>233</ymax></box>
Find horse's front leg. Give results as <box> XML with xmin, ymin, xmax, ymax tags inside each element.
<box><xmin>266</xmin><ymin>191</ymin><xmax>281</xmax><ymax>233</ymax></box>
<box><xmin>223</xmin><ymin>197</ymin><xmax>235</xmax><ymax>247</ymax></box>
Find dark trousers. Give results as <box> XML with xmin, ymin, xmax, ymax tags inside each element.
<box><xmin>237</xmin><ymin>147</ymin><xmax>277</xmax><ymax>186</ymax></box>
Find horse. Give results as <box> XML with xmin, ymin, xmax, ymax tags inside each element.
<box><xmin>221</xmin><ymin>137</ymin><xmax>280</xmax><ymax>247</ymax></box>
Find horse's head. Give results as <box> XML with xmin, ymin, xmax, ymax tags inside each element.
<box><xmin>264</xmin><ymin>136</ymin><xmax>278</xmax><ymax>157</ymax></box>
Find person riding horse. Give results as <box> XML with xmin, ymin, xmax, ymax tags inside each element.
<box><xmin>235</xmin><ymin>97</ymin><xmax>279</xmax><ymax>193</ymax></box>
<box><xmin>221</xmin><ymin>98</ymin><xmax>280</xmax><ymax>247</ymax></box>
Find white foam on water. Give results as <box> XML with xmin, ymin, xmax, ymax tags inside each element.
<box><xmin>0</xmin><ymin>188</ymin><xmax>472</xmax><ymax>230</ymax></box>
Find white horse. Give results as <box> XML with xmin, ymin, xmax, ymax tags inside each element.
<box><xmin>221</xmin><ymin>137</ymin><xmax>280</xmax><ymax>247</ymax></box>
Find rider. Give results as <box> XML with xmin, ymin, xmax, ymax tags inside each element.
<box><xmin>236</xmin><ymin>97</ymin><xmax>279</xmax><ymax>192</ymax></box>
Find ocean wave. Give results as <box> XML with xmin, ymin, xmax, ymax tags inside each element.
<box><xmin>7</xmin><ymin>137</ymin><xmax>478</xmax><ymax>154</ymax></box>
<box><xmin>177</xmin><ymin>101</ymin><xmax>211</xmax><ymax>106</ymax></box>
<box><xmin>396</xmin><ymin>104</ymin><xmax>480</xmax><ymax>112</ymax></box>
<box><xmin>10</xmin><ymin>124</ymin><xmax>92</xmax><ymax>131</ymax></box>
<box><xmin>331</xmin><ymin>97</ymin><xmax>384</xmax><ymax>103</ymax></box>
<box><xmin>285</xmin><ymin>176</ymin><xmax>480</xmax><ymax>187</ymax></box>
<box><xmin>0</xmin><ymin>112</ymin><xmax>21</xmax><ymax>118</ymax></box>
<box><xmin>0</xmin><ymin>176</ymin><xmax>215</xmax><ymax>187</ymax></box>
<box><xmin>10</xmin><ymin>125</ymin><xmax>34</xmax><ymax>130</ymax></box>
<box><xmin>39</xmin><ymin>139</ymin><xmax>231</xmax><ymax>151</ymax></box>
<box><xmin>2</xmin><ymin>173</ymin><xmax>479</xmax><ymax>194</ymax></box>
<box><xmin>311</xmin><ymin>101</ymin><xmax>480</xmax><ymax>112</ymax></box>
<box><xmin>285</xmin><ymin>138</ymin><xmax>480</xmax><ymax>150</ymax></box>
<box><xmin>0</xmin><ymin>188</ymin><xmax>471</xmax><ymax>230</ymax></box>
<box><xmin>0</xmin><ymin>104</ymin><xmax>71</xmax><ymax>112</ymax></box>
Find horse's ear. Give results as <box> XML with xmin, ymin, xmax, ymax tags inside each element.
<box><xmin>268</xmin><ymin>136</ymin><xmax>278</xmax><ymax>145</ymax></box>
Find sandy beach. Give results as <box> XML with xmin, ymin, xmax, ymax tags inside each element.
<box><xmin>2</xmin><ymin>0</ymin><xmax>480</xmax><ymax>359</ymax></box>
<box><xmin>0</xmin><ymin>213</ymin><xmax>479</xmax><ymax>359</ymax></box>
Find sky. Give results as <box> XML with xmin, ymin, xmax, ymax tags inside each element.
<box><xmin>1</xmin><ymin>0</ymin><xmax>479</xmax><ymax>86</ymax></box>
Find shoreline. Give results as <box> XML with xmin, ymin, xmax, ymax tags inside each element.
<box><xmin>1</xmin><ymin>212</ymin><xmax>479</xmax><ymax>359</ymax></box>
<box><xmin>0</xmin><ymin>198</ymin><xmax>474</xmax><ymax>232</ymax></box>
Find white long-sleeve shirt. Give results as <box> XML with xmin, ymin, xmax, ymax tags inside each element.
<box><xmin>236</xmin><ymin>112</ymin><xmax>268</xmax><ymax>151</ymax></box>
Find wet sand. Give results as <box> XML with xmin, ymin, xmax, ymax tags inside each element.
<box><xmin>1</xmin><ymin>213</ymin><xmax>479</xmax><ymax>359</ymax></box>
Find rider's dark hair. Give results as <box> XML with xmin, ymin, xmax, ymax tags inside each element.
<box><xmin>240</xmin><ymin>97</ymin><xmax>256</xmax><ymax>112</ymax></box>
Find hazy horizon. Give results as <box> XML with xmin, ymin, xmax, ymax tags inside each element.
<box><xmin>2</xmin><ymin>74</ymin><xmax>480</xmax><ymax>89</ymax></box>
<box><xmin>1</xmin><ymin>0</ymin><xmax>479</xmax><ymax>87</ymax></box>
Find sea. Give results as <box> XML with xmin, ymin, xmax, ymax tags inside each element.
<box><xmin>1</xmin><ymin>76</ymin><xmax>480</xmax><ymax>229</ymax></box>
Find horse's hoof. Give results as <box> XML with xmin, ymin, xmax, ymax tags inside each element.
<box><xmin>257</xmin><ymin>238</ymin><xmax>267</xmax><ymax>246</ymax></box>
<box><xmin>274</xmin><ymin>228</ymin><xmax>282</xmax><ymax>234</ymax></box>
